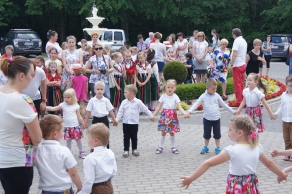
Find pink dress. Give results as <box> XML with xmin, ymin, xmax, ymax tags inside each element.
<box><xmin>72</xmin><ymin>75</ymin><xmax>88</xmax><ymax>100</ymax></box>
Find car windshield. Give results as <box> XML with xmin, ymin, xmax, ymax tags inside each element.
<box><xmin>272</xmin><ymin>36</ymin><xmax>288</xmax><ymax>43</ymax></box>
<box><xmin>16</xmin><ymin>33</ymin><xmax>38</xmax><ymax>39</ymax></box>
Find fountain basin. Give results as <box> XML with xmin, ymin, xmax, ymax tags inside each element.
<box><xmin>86</xmin><ymin>17</ymin><xmax>105</xmax><ymax>27</ymax></box>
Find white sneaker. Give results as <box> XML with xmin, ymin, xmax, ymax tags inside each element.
<box><xmin>79</xmin><ymin>151</ymin><xmax>86</xmax><ymax>159</ymax></box>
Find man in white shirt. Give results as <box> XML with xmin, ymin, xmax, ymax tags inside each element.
<box><xmin>229</xmin><ymin>28</ymin><xmax>247</xmax><ymax>107</ymax></box>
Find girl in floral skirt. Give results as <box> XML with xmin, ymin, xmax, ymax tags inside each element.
<box><xmin>46</xmin><ymin>88</ymin><xmax>87</xmax><ymax>159</ymax></box>
<box><xmin>235</xmin><ymin>73</ymin><xmax>275</xmax><ymax>133</ymax></box>
<box><xmin>152</xmin><ymin>79</ymin><xmax>187</xmax><ymax>154</ymax></box>
<box><xmin>181</xmin><ymin>115</ymin><xmax>287</xmax><ymax>193</ymax></box>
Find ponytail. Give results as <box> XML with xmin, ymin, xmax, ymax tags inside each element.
<box><xmin>0</xmin><ymin>58</ymin><xmax>9</xmax><ymax>77</ymax></box>
<box><xmin>249</xmin><ymin>73</ymin><xmax>268</xmax><ymax>95</ymax></box>
<box><xmin>0</xmin><ymin>56</ymin><xmax>32</xmax><ymax>79</ymax></box>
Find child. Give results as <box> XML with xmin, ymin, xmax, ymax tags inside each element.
<box><xmin>46</xmin><ymin>61</ymin><xmax>62</xmax><ymax>115</ymax></box>
<box><xmin>183</xmin><ymin>52</ymin><xmax>194</xmax><ymax>84</ymax></box>
<box><xmin>235</xmin><ymin>73</ymin><xmax>275</xmax><ymax>132</ymax></box>
<box><xmin>205</xmin><ymin>46</ymin><xmax>214</xmax><ymax>78</ymax></box>
<box><xmin>110</xmin><ymin>52</ymin><xmax>126</xmax><ymax>114</ymax></box>
<box><xmin>77</xmin><ymin>123</ymin><xmax>117</xmax><ymax>194</ymax></box>
<box><xmin>122</xmin><ymin>50</ymin><xmax>137</xmax><ymax>85</ymax></box>
<box><xmin>45</xmin><ymin>47</ymin><xmax>63</xmax><ymax>74</ymax></box>
<box><xmin>62</xmin><ymin>42</ymin><xmax>68</xmax><ymax>50</ymax></box>
<box><xmin>71</xmin><ymin>64</ymin><xmax>88</xmax><ymax>118</ymax></box>
<box><xmin>147</xmin><ymin>48</ymin><xmax>160</xmax><ymax>111</ymax></box>
<box><xmin>34</xmin><ymin>115</ymin><xmax>82</xmax><ymax>193</ymax></box>
<box><xmin>131</xmin><ymin>46</ymin><xmax>138</xmax><ymax>61</ymax></box>
<box><xmin>46</xmin><ymin>88</ymin><xmax>87</xmax><ymax>159</ymax></box>
<box><xmin>116</xmin><ymin>84</ymin><xmax>153</xmax><ymax>158</ymax></box>
<box><xmin>85</xmin><ymin>81</ymin><xmax>118</xmax><ymax>149</ymax></box>
<box><xmin>104</xmin><ymin>46</ymin><xmax>111</xmax><ymax>56</ymax></box>
<box><xmin>82</xmin><ymin>44</ymin><xmax>92</xmax><ymax>66</ymax></box>
<box><xmin>181</xmin><ymin>115</ymin><xmax>287</xmax><ymax>192</ymax></box>
<box><xmin>185</xmin><ymin>78</ymin><xmax>235</xmax><ymax>155</ymax></box>
<box><xmin>273</xmin><ymin>75</ymin><xmax>292</xmax><ymax>161</ymax></box>
<box><xmin>152</xmin><ymin>79</ymin><xmax>187</xmax><ymax>154</ymax></box>
<box><xmin>35</xmin><ymin>55</ymin><xmax>45</xmax><ymax>72</ymax></box>
<box><xmin>136</xmin><ymin>52</ymin><xmax>152</xmax><ymax>105</ymax></box>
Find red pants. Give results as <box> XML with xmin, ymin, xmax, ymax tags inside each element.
<box><xmin>232</xmin><ymin>64</ymin><xmax>246</xmax><ymax>104</ymax></box>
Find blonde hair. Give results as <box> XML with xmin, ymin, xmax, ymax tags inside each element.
<box><xmin>48</xmin><ymin>61</ymin><xmax>58</xmax><ymax>74</ymax></box>
<box><xmin>220</xmin><ymin>38</ymin><xmax>229</xmax><ymax>46</ymax></box>
<box><xmin>40</xmin><ymin>115</ymin><xmax>63</xmax><ymax>140</ymax></box>
<box><xmin>130</xmin><ymin>47</ymin><xmax>138</xmax><ymax>54</ymax></box>
<box><xmin>111</xmin><ymin>52</ymin><xmax>122</xmax><ymax>60</ymax></box>
<box><xmin>94</xmin><ymin>81</ymin><xmax>105</xmax><ymax>89</ymax></box>
<box><xmin>197</xmin><ymin>32</ymin><xmax>206</xmax><ymax>42</ymax></box>
<box><xmin>125</xmin><ymin>84</ymin><xmax>137</xmax><ymax>95</ymax></box>
<box><xmin>123</xmin><ymin>50</ymin><xmax>131</xmax><ymax>57</ymax></box>
<box><xmin>73</xmin><ymin>69</ymin><xmax>82</xmax><ymax>76</ymax></box>
<box><xmin>63</xmin><ymin>88</ymin><xmax>77</xmax><ymax>104</ymax></box>
<box><xmin>253</xmin><ymin>39</ymin><xmax>262</xmax><ymax>46</ymax></box>
<box><xmin>84</xmin><ymin>44</ymin><xmax>92</xmax><ymax>52</ymax></box>
<box><xmin>162</xmin><ymin>79</ymin><xmax>177</xmax><ymax>93</ymax></box>
<box><xmin>230</xmin><ymin>115</ymin><xmax>259</xmax><ymax>148</ymax></box>
<box><xmin>87</xmin><ymin>123</ymin><xmax>110</xmax><ymax>146</ymax></box>
<box><xmin>206</xmin><ymin>78</ymin><xmax>217</xmax><ymax>87</ymax></box>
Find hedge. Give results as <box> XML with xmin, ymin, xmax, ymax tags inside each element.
<box><xmin>176</xmin><ymin>68</ymin><xmax>234</xmax><ymax>101</ymax></box>
<box><xmin>163</xmin><ymin>61</ymin><xmax>188</xmax><ymax>84</ymax></box>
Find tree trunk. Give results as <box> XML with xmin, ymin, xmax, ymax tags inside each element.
<box><xmin>59</xmin><ymin>9</ymin><xmax>66</xmax><ymax>43</ymax></box>
<box><xmin>121</xmin><ymin>13</ymin><xmax>129</xmax><ymax>42</ymax></box>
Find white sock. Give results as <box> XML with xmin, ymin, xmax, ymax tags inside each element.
<box><xmin>159</xmin><ymin>135</ymin><xmax>165</xmax><ymax>148</ymax></box>
<box><xmin>170</xmin><ymin>136</ymin><xmax>175</xmax><ymax>148</ymax></box>
<box><xmin>75</xmin><ymin>139</ymin><xmax>83</xmax><ymax>152</ymax></box>
<box><xmin>66</xmin><ymin>139</ymin><xmax>72</xmax><ymax>150</ymax></box>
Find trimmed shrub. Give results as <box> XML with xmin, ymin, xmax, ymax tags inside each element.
<box><xmin>163</xmin><ymin>61</ymin><xmax>188</xmax><ymax>84</ymax></box>
<box><xmin>176</xmin><ymin>102</ymin><xmax>189</xmax><ymax>110</ymax></box>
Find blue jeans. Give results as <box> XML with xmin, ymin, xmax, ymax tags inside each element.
<box><xmin>90</xmin><ymin>82</ymin><xmax>110</xmax><ymax>99</ymax></box>
<box><xmin>42</xmin><ymin>188</ymin><xmax>73</xmax><ymax>194</ymax></box>
<box><xmin>289</xmin><ymin>57</ymin><xmax>292</xmax><ymax>75</ymax></box>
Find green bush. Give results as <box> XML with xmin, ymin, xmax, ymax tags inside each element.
<box><xmin>176</xmin><ymin>77</ymin><xmax>234</xmax><ymax>100</ymax></box>
<box><xmin>163</xmin><ymin>61</ymin><xmax>188</xmax><ymax>84</ymax></box>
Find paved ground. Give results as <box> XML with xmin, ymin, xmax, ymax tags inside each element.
<box><xmin>0</xmin><ymin>61</ymin><xmax>291</xmax><ymax>193</ymax></box>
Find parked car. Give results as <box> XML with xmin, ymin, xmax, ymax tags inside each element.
<box><xmin>0</xmin><ymin>29</ymin><xmax>42</xmax><ymax>56</ymax></box>
<box><xmin>269</xmin><ymin>34</ymin><xmax>292</xmax><ymax>60</ymax></box>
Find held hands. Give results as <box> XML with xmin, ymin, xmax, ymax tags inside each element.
<box><xmin>82</xmin><ymin>123</ymin><xmax>88</xmax><ymax>129</ymax></box>
<box><xmin>112</xmin><ymin>119</ymin><xmax>118</xmax><ymax>126</ymax></box>
<box><xmin>138</xmin><ymin>82</ymin><xmax>143</xmax><ymax>87</ymax></box>
<box><xmin>150</xmin><ymin>116</ymin><xmax>155</xmax><ymax>122</ymax></box>
<box><xmin>180</xmin><ymin>176</ymin><xmax>193</xmax><ymax>189</ymax></box>
<box><xmin>277</xmin><ymin>173</ymin><xmax>288</xmax><ymax>184</ymax></box>
<box><xmin>234</xmin><ymin>111</ymin><xmax>240</xmax><ymax>116</ymax></box>
<box><xmin>184</xmin><ymin>112</ymin><xmax>190</xmax><ymax>119</ymax></box>
<box><xmin>270</xmin><ymin>149</ymin><xmax>280</xmax><ymax>157</ymax></box>
<box><xmin>271</xmin><ymin>114</ymin><xmax>277</xmax><ymax>120</ymax></box>
<box><xmin>117</xmin><ymin>86</ymin><xmax>121</xmax><ymax>91</ymax></box>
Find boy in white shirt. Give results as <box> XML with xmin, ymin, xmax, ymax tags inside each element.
<box><xmin>116</xmin><ymin>84</ymin><xmax>153</xmax><ymax>158</ymax></box>
<box><xmin>185</xmin><ymin>78</ymin><xmax>235</xmax><ymax>155</ymax></box>
<box><xmin>34</xmin><ymin>115</ymin><xmax>82</xmax><ymax>194</ymax></box>
<box><xmin>78</xmin><ymin>123</ymin><xmax>117</xmax><ymax>194</ymax></box>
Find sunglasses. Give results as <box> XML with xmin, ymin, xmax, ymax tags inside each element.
<box><xmin>94</xmin><ymin>47</ymin><xmax>103</xmax><ymax>51</ymax></box>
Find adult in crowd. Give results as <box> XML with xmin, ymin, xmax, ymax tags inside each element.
<box><xmin>150</xmin><ymin>32</ymin><xmax>166</xmax><ymax>82</ymax></box>
<box><xmin>211</xmin><ymin>29</ymin><xmax>220</xmax><ymax>48</ymax></box>
<box><xmin>261</xmin><ymin>35</ymin><xmax>272</xmax><ymax>77</ymax></box>
<box><xmin>145</xmin><ymin>32</ymin><xmax>154</xmax><ymax>48</ymax></box>
<box><xmin>188</xmin><ymin>30</ymin><xmax>198</xmax><ymax>51</ymax></box>
<box><xmin>176</xmin><ymin>32</ymin><xmax>188</xmax><ymax>62</ymax></box>
<box><xmin>210</xmin><ymin>38</ymin><xmax>230</xmax><ymax>101</ymax></box>
<box><xmin>61</xmin><ymin>36</ymin><xmax>83</xmax><ymax>90</ymax></box>
<box><xmin>0</xmin><ymin>56</ymin><xmax>42</xmax><ymax>193</ymax></box>
<box><xmin>229</xmin><ymin>28</ymin><xmax>247</xmax><ymax>107</ymax></box>
<box><xmin>246</xmin><ymin>39</ymin><xmax>266</xmax><ymax>76</ymax></box>
<box><xmin>91</xmin><ymin>32</ymin><xmax>99</xmax><ymax>47</ymax></box>
<box><xmin>1</xmin><ymin>45</ymin><xmax>14</xmax><ymax>60</ymax></box>
<box><xmin>85</xmin><ymin>43</ymin><xmax>113</xmax><ymax>99</ymax></box>
<box><xmin>45</xmin><ymin>30</ymin><xmax>62</xmax><ymax>60</ymax></box>
<box><xmin>192</xmin><ymin>31</ymin><xmax>208</xmax><ymax>83</ymax></box>
<box><xmin>45</xmin><ymin>47</ymin><xmax>63</xmax><ymax>74</ymax></box>
<box><xmin>22</xmin><ymin>63</ymin><xmax>47</xmax><ymax>118</ymax></box>
<box><xmin>137</xmin><ymin>34</ymin><xmax>148</xmax><ymax>52</ymax></box>
<box><xmin>164</xmin><ymin>34</ymin><xmax>177</xmax><ymax>63</ymax></box>
<box><xmin>290</xmin><ymin>44</ymin><xmax>292</xmax><ymax>75</ymax></box>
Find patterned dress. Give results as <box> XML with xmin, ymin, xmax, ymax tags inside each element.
<box><xmin>136</xmin><ymin>63</ymin><xmax>151</xmax><ymax>104</ymax></box>
<box><xmin>123</xmin><ymin>59</ymin><xmax>136</xmax><ymax>85</ymax></box>
<box><xmin>61</xmin><ymin>50</ymin><xmax>80</xmax><ymax>89</ymax></box>
<box><xmin>110</xmin><ymin>62</ymin><xmax>125</xmax><ymax>108</ymax></box>
<box><xmin>210</xmin><ymin>48</ymin><xmax>230</xmax><ymax>83</ymax></box>
<box><xmin>46</xmin><ymin>73</ymin><xmax>63</xmax><ymax>115</ymax></box>
<box><xmin>226</xmin><ymin>174</ymin><xmax>260</xmax><ymax>194</ymax></box>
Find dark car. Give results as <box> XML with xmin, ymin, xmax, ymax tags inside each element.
<box><xmin>269</xmin><ymin>34</ymin><xmax>292</xmax><ymax>60</ymax></box>
<box><xmin>0</xmin><ymin>29</ymin><xmax>42</xmax><ymax>56</ymax></box>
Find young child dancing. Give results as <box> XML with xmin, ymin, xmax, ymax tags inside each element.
<box><xmin>77</xmin><ymin>123</ymin><xmax>117</xmax><ymax>194</ymax></box>
<box><xmin>34</xmin><ymin>115</ymin><xmax>82</xmax><ymax>193</ymax></box>
<box><xmin>273</xmin><ymin>75</ymin><xmax>292</xmax><ymax>161</ymax></box>
<box><xmin>235</xmin><ymin>73</ymin><xmax>275</xmax><ymax>132</ymax></box>
<box><xmin>71</xmin><ymin>64</ymin><xmax>88</xmax><ymax>118</ymax></box>
<box><xmin>152</xmin><ymin>79</ymin><xmax>187</xmax><ymax>154</ymax></box>
<box><xmin>116</xmin><ymin>84</ymin><xmax>153</xmax><ymax>158</ymax></box>
<box><xmin>181</xmin><ymin>115</ymin><xmax>287</xmax><ymax>193</ymax></box>
<box><xmin>85</xmin><ymin>81</ymin><xmax>118</xmax><ymax>149</ymax></box>
<box><xmin>46</xmin><ymin>61</ymin><xmax>62</xmax><ymax>115</ymax></box>
<box><xmin>185</xmin><ymin>78</ymin><xmax>235</xmax><ymax>155</ymax></box>
<box><xmin>123</xmin><ymin>50</ymin><xmax>137</xmax><ymax>85</ymax></box>
<box><xmin>46</xmin><ymin>88</ymin><xmax>87</xmax><ymax>159</ymax></box>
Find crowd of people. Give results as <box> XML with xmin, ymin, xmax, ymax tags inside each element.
<box><xmin>0</xmin><ymin>27</ymin><xmax>292</xmax><ymax>194</ymax></box>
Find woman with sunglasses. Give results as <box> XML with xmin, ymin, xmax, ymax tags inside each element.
<box><xmin>61</xmin><ymin>36</ymin><xmax>83</xmax><ymax>90</ymax></box>
<box><xmin>85</xmin><ymin>44</ymin><xmax>113</xmax><ymax>99</ymax></box>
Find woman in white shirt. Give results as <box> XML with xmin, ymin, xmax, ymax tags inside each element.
<box><xmin>176</xmin><ymin>32</ymin><xmax>188</xmax><ymax>62</ymax></box>
<box><xmin>0</xmin><ymin>56</ymin><xmax>42</xmax><ymax>193</ymax></box>
<box><xmin>45</xmin><ymin>30</ymin><xmax>63</xmax><ymax>60</ymax></box>
<box><xmin>192</xmin><ymin>31</ymin><xmax>208</xmax><ymax>83</ymax></box>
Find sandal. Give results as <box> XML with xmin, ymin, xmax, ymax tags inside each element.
<box><xmin>283</xmin><ymin>156</ymin><xmax>290</xmax><ymax>161</ymax></box>
<box><xmin>171</xmin><ymin>147</ymin><xmax>179</xmax><ymax>154</ymax></box>
<box><xmin>155</xmin><ymin>147</ymin><xmax>163</xmax><ymax>154</ymax></box>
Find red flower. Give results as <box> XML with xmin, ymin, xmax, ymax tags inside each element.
<box><xmin>197</xmin><ymin>104</ymin><xmax>203</xmax><ymax>110</ymax></box>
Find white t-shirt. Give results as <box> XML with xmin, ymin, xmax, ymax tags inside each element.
<box><xmin>193</xmin><ymin>41</ymin><xmax>208</xmax><ymax>59</ymax></box>
<box><xmin>34</xmin><ymin>140</ymin><xmax>77</xmax><ymax>191</ymax></box>
<box><xmin>86</xmin><ymin>96</ymin><xmax>114</xmax><ymax>118</ymax></box>
<box><xmin>159</xmin><ymin>93</ymin><xmax>181</xmax><ymax>109</ymax></box>
<box><xmin>21</xmin><ymin>67</ymin><xmax>46</xmax><ymax>101</ymax></box>
<box><xmin>46</xmin><ymin>41</ymin><xmax>63</xmax><ymax>58</ymax></box>
<box><xmin>243</xmin><ymin>87</ymin><xmax>265</xmax><ymax>107</ymax></box>
<box><xmin>0</xmin><ymin>70</ymin><xmax>8</xmax><ymax>86</ymax></box>
<box><xmin>231</xmin><ymin>36</ymin><xmax>247</xmax><ymax>67</ymax></box>
<box><xmin>58</xmin><ymin>102</ymin><xmax>80</xmax><ymax>127</ymax></box>
<box><xmin>224</xmin><ymin>144</ymin><xmax>263</xmax><ymax>175</ymax></box>
<box><xmin>176</xmin><ymin>39</ymin><xmax>188</xmax><ymax>53</ymax></box>
<box><xmin>0</xmin><ymin>92</ymin><xmax>37</xmax><ymax>168</ymax></box>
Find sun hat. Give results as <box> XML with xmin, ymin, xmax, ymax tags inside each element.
<box><xmin>72</xmin><ymin>63</ymin><xmax>83</xmax><ymax>71</ymax></box>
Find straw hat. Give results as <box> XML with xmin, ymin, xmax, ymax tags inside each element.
<box><xmin>72</xmin><ymin>64</ymin><xmax>83</xmax><ymax>71</ymax></box>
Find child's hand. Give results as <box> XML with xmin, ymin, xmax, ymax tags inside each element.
<box><xmin>277</xmin><ymin>173</ymin><xmax>288</xmax><ymax>184</ymax></box>
<box><xmin>270</xmin><ymin>149</ymin><xmax>279</xmax><ymax>157</ymax></box>
<box><xmin>271</xmin><ymin>114</ymin><xmax>277</xmax><ymax>120</ymax></box>
<box><xmin>141</xmin><ymin>82</ymin><xmax>145</xmax><ymax>86</ymax></box>
<box><xmin>138</xmin><ymin>82</ymin><xmax>142</xmax><ymax>87</ymax></box>
<box><xmin>82</xmin><ymin>123</ymin><xmax>87</xmax><ymax>129</ymax></box>
<box><xmin>113</xmin><ymin>119</ymin><xmax>118</xmax><ymax>126</ymax></box>
<box><xmin>150</xmin><ymin>116</ymin><xmax>155</xmax><ymax>122</ymax></box>
<box><xmin>117</xmin><ymin>86</ymin><xmax>121</xmax><ymax>91</ymax></box>
<box><xmin>184</xmin><ymin>112</ymin><xmax>190</xmax><ymax>119</ymax></box>
<box><xmin>180</xmin><ymin>176</ymin><xmax>193</xmax><ymax>189</ymax></box>
<box><xmin>234</xmin><ymin>111</ymin><xmax>240</xmax><ymax>115</ymax></box>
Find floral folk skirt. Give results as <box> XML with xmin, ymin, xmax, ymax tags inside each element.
<box><xmin>226</xmin><ymin>174</ymin><xmax>260</xmax><ymax>194</ymax></box>
<box><xmin>245</xmin><ymin>105</ymin><xmax>264</xmax><ymax>133</ymax></box>
<box><xmin>158</xmin><ymin>109</ymin><xmax>180</xmax><ymax>133</ymax></box>
<box><xmin>64</xmin><ymin>126</ymin><xmax>83</xmax><ymax>140</ymax></box>
<box><xmin>110</xmin><ymin>75</ymin><xmax>125</xmax><ymax>108</ymax></box>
